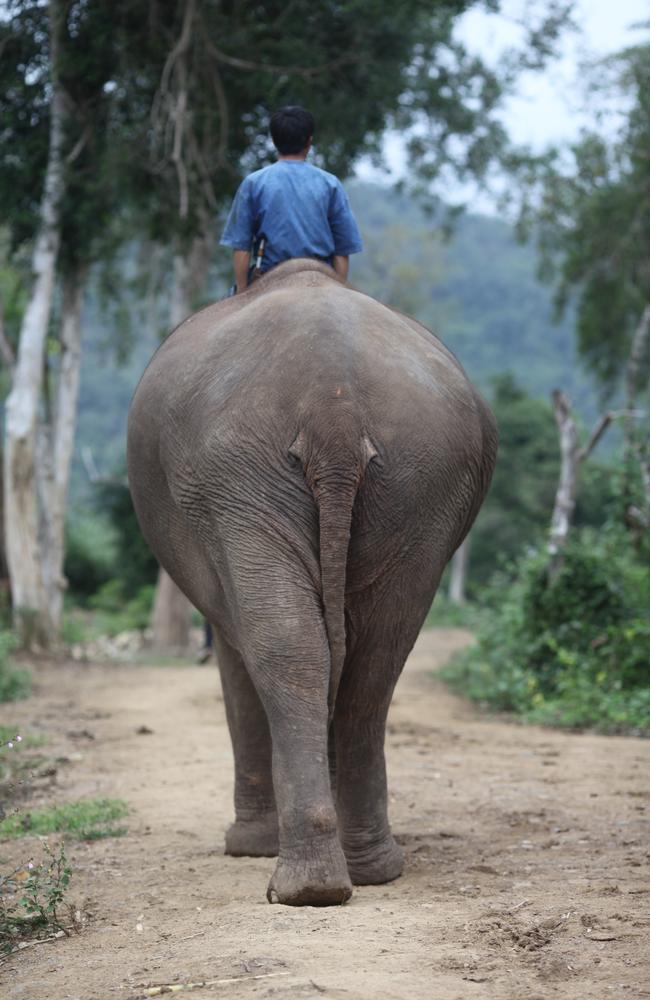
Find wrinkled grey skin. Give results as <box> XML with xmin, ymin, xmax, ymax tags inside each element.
<box><xmin>127</xmin><ymin>259</ymin><xmax>497</xmax><ymax>907</ymax></box>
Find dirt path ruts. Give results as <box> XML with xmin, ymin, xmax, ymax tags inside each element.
<box><xmin>2</xmin><ymin>628</ymin><xmax>649</xmax><ymax>1000</ymax></box>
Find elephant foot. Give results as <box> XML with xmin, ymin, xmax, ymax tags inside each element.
<box><xmin>266</xmin><ymin>837</ymin><xmax>352</xmax><ymax>906</ymax></box>
<box><xmin>225</xmin><ymin>813</ymin><xmax>279</xmax><ymax>857</ymax></box>
<box><xmin>344</xmin><ymin>834</ymin><xmax>404</xmax><ymax>886</ymax></box>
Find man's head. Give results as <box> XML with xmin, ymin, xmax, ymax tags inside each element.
<box><xmin>270</xmin><ymin>106</ymin><xmax>314</xmax><ymax>156</ymax></box>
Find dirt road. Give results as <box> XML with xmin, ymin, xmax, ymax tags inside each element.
<box><xmin>2</xmin><ymin>628</ymin><xmax>649</xmax><ymax>999</ymax></box>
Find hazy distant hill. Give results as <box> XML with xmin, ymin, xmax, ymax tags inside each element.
<box><xmin>348</xmin><ymin>182</ymin><xmax>589</xmax><ymax>406</ymax></box>
<box><xmin>71</xmin><ymin>181</ymin><xmax>594</xmax><ymax>504</ymax></box>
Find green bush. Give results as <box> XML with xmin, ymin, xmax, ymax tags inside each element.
<box><xmin>0</xmin><ymin>632</ymin><xmax>30</xmax><ymax>703</ymax></box>
<box><xmin>86</xmin><ymin>581</ymin><xmax>155</xmax><ymax>635</ymax></box>
<box><xmin>441</xmin><ymin>529</ymin><xmax>650</xmax><ymax>734</ymax></box>
<box><xmin>95</xmin><ymin>481</ymin><xmax>158</xmax><ymax>597</ymax></box>
<box><xmin>64</xmin><ymin>515</ymin><xmax>116</xmax><ymax>600</ymax></box>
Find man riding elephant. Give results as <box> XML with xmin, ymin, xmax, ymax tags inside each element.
<box><xmin>220</xmin><ymin>105</ymin><xmax>363</xmax><ymax>291</ymax></box>
<box><xmin>127</xmin><ymin>257</ymin><xmax>497</xmax><ymax>907</ymax></box>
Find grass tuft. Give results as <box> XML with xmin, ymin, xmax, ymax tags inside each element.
<box><xmin>0</xmin><ymin>631</ymin><xmax>30</xmax><ymax>702</ymax></box>
<box><xmin>0</xmin><ymin>798</ymin><xmax>129</xmax><ymax>840</ymax></box>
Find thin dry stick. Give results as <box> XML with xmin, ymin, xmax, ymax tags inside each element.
<box><xmin>10</xmin><ymin>929</ymin><xmax>67</xmax><ymax>953</ymax></box>
<box><xmin>141</xmin><ymin>971</ymin><xmax>290</xmax><ymax>997</ymax></box>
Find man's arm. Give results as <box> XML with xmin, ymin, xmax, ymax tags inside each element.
<box><xmin>332</xmin><ymin>255</ymin><xmax>349</xmax><ymax>282</ymax></box>
<box><xmin>328</xmin><ymin>181</ymin><xmax>363</xmax><ymax>277</ymax></box>
<box><xmin>219</xmin><ymin>177</ymin><xmax>254</xmax><ymax>292</ymax></box>
<box><xmin>234</xmin><ymin>250</ymin><xmax>251</xmax><ymax>292</ymax></box>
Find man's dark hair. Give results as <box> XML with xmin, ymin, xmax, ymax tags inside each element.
<box><xmin>270</xmin><ymin>106</ymin><xmax>314</xmax><ymax>155</ymax></box>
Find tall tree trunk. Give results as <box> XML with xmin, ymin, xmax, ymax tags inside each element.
<box><xmin>3</xmin><ymin>0</ymin><xmax>66</xmax><ymax>647</ymax></box>
<box><xmin>38</xmin><ymin>265</ymin><xmax>87</xmax><ymax>633</ymax></box>
<box><xmin>548</xmin><ymin>390</ymin><xmax>613</xmax><ymax>580</ymax></box>
<box><xmin>448</xmin><ymin>536</ymin><xmax>470</xmax><ymax>605</ymax></box>
<box><xmin>149</xmin><ymin>231</ymin><xmax>212</xmax><ymax>650</ymax></box>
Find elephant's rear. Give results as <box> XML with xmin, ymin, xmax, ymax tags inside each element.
<box><xmin>127</xmin><ymin>262</ymin><xmax>496</xmax><ymax>906</ymax></box>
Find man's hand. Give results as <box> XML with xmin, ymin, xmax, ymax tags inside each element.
<box><xmin>333</xmin><ymin>255</ymin><xmax>349</xmax><ymax>282</ymax></box>
<box><xmin>234</xmin><ymin>250</ymin><xmax>251</xmax><ymax>293</ymax></box>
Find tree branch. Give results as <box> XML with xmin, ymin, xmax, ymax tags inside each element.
<box><xmin>65</xmin><ymin>124</ymin><xmax>90</xmax><ymax>165</ymax></box>
<box><xmin>577</xmin><ymin>411</ymin><xmax>613</xmax><ymax>461</ymax></box>
<box><xmin>202</xmin><ymin>37</ymin><xmax>359</xmax><ymax>78</ymax></box>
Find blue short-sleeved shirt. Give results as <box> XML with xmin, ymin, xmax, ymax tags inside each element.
<box><xmin>220</xmin><ymin>160</ymin><xmax>363</xmax><ymax>272</ymax></box>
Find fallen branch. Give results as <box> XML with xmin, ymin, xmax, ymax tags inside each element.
<box><xmin>10</xmin><ymin>929</ymin><xmax>67</xmax><ymax>953</ymax></box>
<box><xmin>141</xmin><ymin>971</ymin><xmax>290</xmax><ymax>997</ymax></box>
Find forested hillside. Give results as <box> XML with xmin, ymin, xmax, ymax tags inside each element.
<box><xmin>349</xmin><ymin>183</ymin><xmax>590</xmax><ymax>405</ymax></box>
<box><xmin>72</xmin><ymin>181</ymin><xmax>591</xmax><ymax>502</ymax></box>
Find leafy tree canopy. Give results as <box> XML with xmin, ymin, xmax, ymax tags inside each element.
<box><xmin>514</xmin><ymin>37</ymin><xmax>650</xmax><ymax>392</ymax></box>
<box><xmin>1</xmin><ymin>0</ymin><xmax>575</xmax><ymax>257</ymax></box>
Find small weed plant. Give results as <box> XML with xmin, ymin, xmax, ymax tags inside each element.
<box><xmin>441</xmin><ymin>527</ymin><xmax>650</xmax><ymax>734</ymax></box>
<box><xmin>0</xmin><ymin>727</ymin><xmax>47</xmax><ymax>782</ymax></box>
<box><xmin>0</xmin><ymin>841</ymin><xmax>72</xmax><ymax>952</ymax></box>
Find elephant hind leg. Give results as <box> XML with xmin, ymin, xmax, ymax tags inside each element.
<box><xmin>236</xmin><ymin>584</ymin><xmax>351</xmax><ymax>905</ymax></box>
<box><xmin>214</xmin><ymin>632</ymin><xmax>278</xmax><ymax>857</ymax></box>
<box><xmin>334</xmin><ymin>572</ymin><xmax>439</xmax><ymax>885</ymax></box>
<box><xmin>334</xmin><ymin>652</ymin><xmax>404</xmax><ymax>886</ymax></box>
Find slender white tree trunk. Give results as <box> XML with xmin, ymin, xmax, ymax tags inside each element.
<box><xmin>448</xmin><ymin>536</ymin><xmax>470</xmax><ymax>604</ymax></box>
<box><xmin>150</xmin><ymin>231</ymin><xmax>212</xmax><ymax>650</ymax></box>
<box><xmin>548</xmin><ymin>391</ymin><xmax>580</xmax><ymax>568</ymax></box>
<box><xmin>548</xmin><ymin>390</ymin><xmax>614</xmax><ymax>579</ymax></box>
<box><xmin>38</xmin><ymin>266</ymin><xmax>86</xmax><ymax>632</ymax></box>
<box><xmin>3</xmin><ymin>0</ymin><xmax>66</xmax><ymax>646</ymax></box>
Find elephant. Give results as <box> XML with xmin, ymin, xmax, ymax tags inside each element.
<box><xmin>127</xmin><ymin>259</ymin><xmax>497</xmax><ymax>907</ymax></box>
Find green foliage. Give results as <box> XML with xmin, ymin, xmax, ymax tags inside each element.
<box><xmin>0</xmin><ymin>842</ymin><xmax>72</xmax><ymax>953</ymax></box>
<box><xmin>425</xmin><ymin>592</ymin><xmax>483</xmax><ymax>629</ymax></box>
<box><xmin>0</xmin><ymin>797</ymin><xmax>129</xmax><ymax>840</ymax></box>
<box><xmin>0</xmin><ymin>727</ymin><xmax>45</xmax><ymax>750</ymax></box>
<box><xmin>0</xmin><ymin>632</ymin><xmax>30</xmax><ymax>703</ymax></box>
<box><xmin>470</xmin><ymin>374</ymin><xmax>560</xmax><ymax>585</ymax></box>
<box><xmin>0</xmin><ymin>727</ymin><xmax>47</xmax><ymax>782</ymax></box>
<box><xmin>63</xmin><ymin>582</ymin><xmax>155</xmax><ymax>644</ymax></box>
<box><xmin>516</xmin><ymin>41</ymin><xmax>650</xmax><ymax>394</ymax></box>
<box><xmin>94</xmin><ymin>482</ymin><xmax>158</xmax><ymax>598</ymax></box>
<box><xmin>87</xmin><ymin>582</ymin><xmax>155</xmax><ymax>634</ymax></box>
<box><xmin>64</xmin><ymin>515</ymin><xmax>116</xmax><ymax>599</ymax></box>
<box><xmin>441</xmin><ymin>530</ymin><xmax>650</xmax><ymax>734</ymax></box>
<box><xmin>0</xmin><ymin>228</ymin><xmax>28</xmax><ymax>368</ymax></box>
<box><xmin>2</xmin><ymin>0</ymin><xmax>573</xmax><ymax>268</ymax></box>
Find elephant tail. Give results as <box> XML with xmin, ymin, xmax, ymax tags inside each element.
<box><xmin>290</xmin><ymin>432</ymin><xmax>377</xmax><ymax>719</ymax></box>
